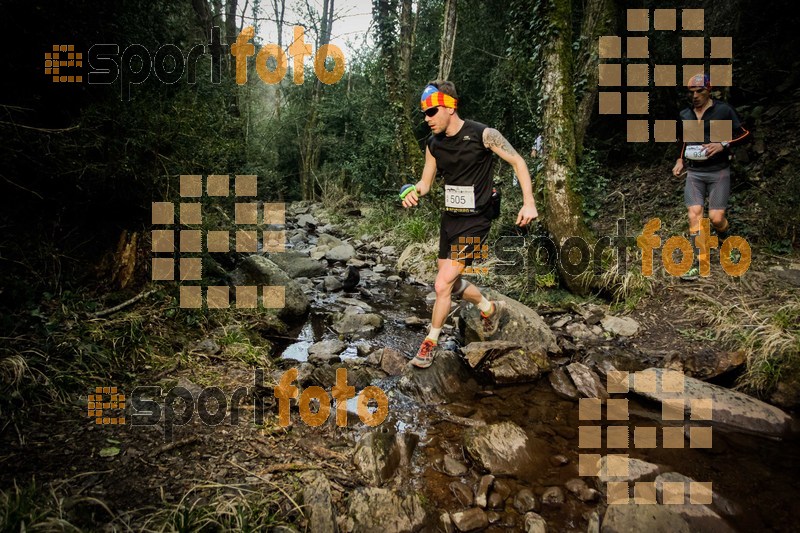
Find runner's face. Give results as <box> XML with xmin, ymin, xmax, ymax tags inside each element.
<box><xmin>689</xmin><ymin>86</ymin><xmax>710</xmax><ymax>108</ymax></box>
<box><xmin>425</xmin><ymin>106</ymin><xmax>451</xmax><ymax>134</ymax></box>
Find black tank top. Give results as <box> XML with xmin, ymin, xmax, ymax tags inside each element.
<box><xmin>427</xmin><ymin>119</ymin><xmax>495</xmax><ymax>216</ymax></box>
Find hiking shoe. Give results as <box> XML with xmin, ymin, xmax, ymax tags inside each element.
<box><xmin>481</xmin><ymin>300</ymin><xmax>505</xmax><ymax>337</ymax></box>
<box><xmin>680</xmin><ymin>264</ymin><xmax>700</xmax><ymax>281</ymax></box>
<box><xmin>411</xmin><ymin>339</ymin><xmax>437</xmax><ymax>368</ymax></box>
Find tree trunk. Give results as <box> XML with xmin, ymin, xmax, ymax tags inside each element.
<box><xmin>225</xmin><ymin>0</ymin><xmax>238</xmax><ymax>75</ymax></box>
<box><xmin>438</xmin><ymin>0</ymin><xmax>458</xmax><ymax>81</ymax></box>
<box><xmin>272</xmin><ymin>0</ymin><xmax>286</xmax><ymax>119</ymax></box>
<box><xmin>574</xmin><ymin>0</ymin><xmax>615</xmax><ymax>154</ymax></box>
<box><xmin>374</xmin><ymin>0</ymin><xmax>422</xmax><ymax>185</ymax></box>
<box><xmin>540</xmin><ymin>0</ymin><xmax>592</xmax><ymax>293</ymax></box>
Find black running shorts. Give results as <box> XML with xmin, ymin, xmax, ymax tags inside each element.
<box><xmin>438</xmin><ymin>212</ymin><xmax>493</xmax><ymax>267</ymax></box>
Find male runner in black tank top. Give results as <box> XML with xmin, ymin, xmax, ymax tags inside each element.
<box><xmin>401</xmin><ymin>80</ymin><xmax>539</xmax><ymax>368</ymax></box>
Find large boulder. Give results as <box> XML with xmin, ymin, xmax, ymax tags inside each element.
<box><xmin>460</xmin><ymin>289</ymin><xmax>559</xmax><ymax>353</ymax></box>
<box><xmin>267</xmin><ymin>251</ymin><xmax>326</xmax><ymax>279</ymax></box>
<box><xmin>601</xmin><ymin>504</ymin><xmax>691</xmax><ymax>533</ymax></box>
<box><xmin>632</xmin><ymin>368</ymin><xmax>793</xmax><ymax>437</ymax></box>
<box><xmin>396</xmin><ymin>242</ymin><xmax>439</xmax><ymax>284</ymax></box>
<box><xmin>463</xmin><ymin>341</ymin><xmax>552</xmax><ymax>384</ymax></box>
<box><xmin>398</xmin><ymin>350</ymin><xmax>478</xmax><ymax>404</ymax></box>
<box><xmin>345</xmin><ymin>487</ymin><xmax>428</xmax><ymax>533</ymax></box>
<box><xmin>231</xmin><ymin>256</ymin><xmax>309</xmax><ymax>319</ymax></box>
<box><xmin>463</xmin><ymin>421</ymin><xmax>549</xmax><ymax>477</ymax></box>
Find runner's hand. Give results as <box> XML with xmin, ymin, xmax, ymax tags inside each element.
<box><xmin>702</xmin><ymin>142</ymin><xmax>724</xmax><ymax>157</ymax></box>
<box><xmin>402</xmin><ymin>188</ymin><xmax>419</xmax><ymax>208</ymax></box>
<box><xmin>516</xmin><ymin>204</ymin><xmax>538</xmax><ymax>226</ymax></box>
<box><xmin>672</xmin><ymin>159</ymin><xmax>685</xmax><ymax>177</ymax></box>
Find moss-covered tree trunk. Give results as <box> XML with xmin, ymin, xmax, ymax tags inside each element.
<box><xmin>540</xmin><ymin>0</ymin><xmax>593</xmax><ymax>293</ymax></box>
<box><xmin>374</xmin><ymin>0</ymin><xmax>423</xmax><ymax>185</ymax></box>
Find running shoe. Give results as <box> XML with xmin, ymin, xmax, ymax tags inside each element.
<box><xmin>481</xmin><ymin>300</ymin><xmax>506</xmax><ymax>337</ymax></box>
<box><xmin>680</xmin><ymin>264</ymin><xmax>700</xmax><ymax>281</ymax></box>
<box><xmin>411</xmin><ymin>338</ymin><xmax>437</xmax><ymax>368</ymax></box>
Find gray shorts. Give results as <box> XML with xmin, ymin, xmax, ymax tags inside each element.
<box><xmin>684</xmin><ymin>166</ymin><xmax>731</xmax><ymax>210</ymax></box>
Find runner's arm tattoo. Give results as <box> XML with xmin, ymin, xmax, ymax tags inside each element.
<box><xmin>483</xmin><ymin>128</ymin><xmax>520</xmax><ymax>160</ymax></box>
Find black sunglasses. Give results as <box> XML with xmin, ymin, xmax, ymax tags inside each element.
<box><xmin>422</xmin><ymin>106</ymin><xmax>440</xmax><ymax>117</ymax></box>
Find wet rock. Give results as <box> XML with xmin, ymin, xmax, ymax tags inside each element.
<box><xmin>486</xmin><ymin>511</ymin><xmax>501</xmax><ymax>524</ymax></box>
<box><xmin>324</xmin><ymin>276</ymin><xmax>344</xmax><ymax>292</ymax></box>
<box><xmin>300</xmin><ymin>471</ymin><xmax>337</xmax><ymax>533</ymax></box>
<box><xmin>463</xmin><ymin>421</ymin><xmax>548</xmax><ymax>477</ymax></box>
<box><xmin>378</xmin><ymin>347</ymin><xmax>409</xmax><ymax>376</ymax></box>
<box><xmin>354</xmin><ymin>342</ymin><xmax>372</xmax><ymax>357</ymax></box>
<box><xmin>347</xmin><ymin>257</ymin><xmax>368</xmax><ymax>268</ymax></box>
<box><xmin>513</xmin><ymin>488</ymin><xmax>539</xmax><ymax>514</ymax></box>
<box><xmin>379</xmin><ymin>245</ymin><xmax>397</xmax><ymax>256</ymax></box>
<box><xmin>318</xmin><ymin>236</ymin><xmax>343</xmax><ymax>250</ymax></box>
<box><xmin>267</xmin><ymin>251</ymin><xmax>326</xmax><ymax>279</ymax></box>
<box><xmin>566</xmin><ymin>363</ymin><xmax>609</xmax><ymax>399</ymax></box>
<box><xmin>541</xmin><ymin>486</ymin><xmax>564</xmax><ymax>505</ymax></box>
<box><xmin>346</xmin><ymin>487</ymin><xmax>427</xmax><ymax>533</ymax></box>
<box><xmin>296</xmin><ymin>213</ymin><xmax>317</xmax><ymax>227</ymax></box>
<box><xmin>566</xmin><ymin>321</ymin><xmax>595</xmax><ymax>341</ymax></box>
<box><xmin>492</xmin><ymin>479</ymin><xmax>513</xmax><ymax>502</ymax></box>
<box><xmin>601</xmin><ymin>503</ymin><xmax>691</xmax><ymax>533</ymax></box>
<box><xmin>374</xmin><ymin>264</ymin><xmax>388</xmax><ymax>273</ymax></box>
<box><xmin>564</xmin><ymin>478</ymin><xmax>599</xmax><ymax>502</ymax></box>
<box><xmin>551</xmin><ymin>316</ymin><xmax>571</xmax><ymax>329</ymax></box>
<box><xmin>523</xmin><ymin>512</ymin><xmax>547</xmax><ymax>533</ymax></box>
<box><xmin>474</xmin><ymin>474</ymin><xmax>494</xmax><ymax>508</ymax></box>
<box><xmin>387</xmin><ymin>275</ymin><xmax>402</xmax><ymax>282</ymax></box>
<box><xmin>463</xmin><ymin>341</ymin><xmax>552</xmax><ymax>384</ymax></box>
<box><xmin>549</xmin><ymin>454</ymin><xmax>569</xmax><ymax>466</ymax></box>
<box><xmin>353</xmin><ymin>429</ymin><xmax>404</xmax><ymax>485</ymax></box>
<box><xmin>307</xmin><ymin>340</ymin><xmax>347</xmax><ymax>364</ymax></box>
<box><xmin>548</xmin><ymin>367</ymin><xmax>580</xmax><ymax>400</ymax></box>
<box><xmin>332</xmin><ymin>310</ymin><xmax>384</xmax><ymax>337</ymax></box>
<box><xmin>582</xmin><ymin>304</ymin><xmax>606</xmax><ymax>326</ymax></box>
<box><xmin>311</xmin><ymin>248</ymin><xmax>329</xmax><ymax>261</ymax></box>
<box><xmin>597</xmin><ymin>455</ymin><xmax>660</xmax><ymax>484</ymax></box>
<box><xmin>398</xmin><ymin>350</ymin><xmax>479</xmax><ymax>404</ymax></box>
<box><xmin>338</xmin><ymin>297</ymin><xmax>373</xmax><ymax>312</ymax></box>
<box><xmin>341</xmin><ymin>266</ymin><xmax>360</xmax><ymax>291</ymax></box>
<box><xmin>326</xmin><ymin>244</ymin><xmax>356</xmax><ymax>262</ymax></box>
<box><xmin>557</xmin><ymin>336</ymin><xmax>577</xmax><ymax>353</ymax></box>
<box><xmin>443</xmin><ymin>454</ymin><xmax>469</xmax><ymax>476</ymax></box>
<box><xmin>450</xmin><ymin>481</ymin><xmax>474</xmax><ymax>507</ymax></box>
<box><xmin>668</xmin><ymin>349</ymin><xmax>746</xmax><ymax>380</ymax></box>
<box><xmin>450</xmin><ymin>508</ymin><xmax>488</xmax><ymax>532</ymax></box>
<box><xmin>487</xmin><ymin>491</ymin><xmax>504</xmax><ymax>509</ymax></box>
<box><xmin>633</xmin><ymin>368</ymin><xmax>793</xmax><ymax>437</ymax></box>
<box><xmin>404</xmin><ymin>316</ymin><xmax>429</xmax><ymax>328</ymax></box>
<box><xmin>655</xmin><ymin>472</ymin><xmax>741</xmax><ymax>518</ymax></box>
<box><xmin>461</xmin><ymin>290</ymin><xmax>559</xmax><ymax>353</ymax></box>
<box><xmin>232</xmin><ymin>256</ymin><xmax>310</xmax><ymax>319</ymax></box>
<box><xmin>288</xmin><ymin>230</ymin><xmax>307</xmax><ymax>245</ymax></box>
<box><xmin>770</xmin><ymin>377</ymin><xmax>800</xmax><ymax>409</ymax></box>
<box><xmin>600</xmin><ymin>315</ymin><xmax>639</xmax><ymax>337</ymax></box>
<box><xmin>439</xmin><ymin>512</ymin><xmax>455</xmax><ymax>533</ymax></box>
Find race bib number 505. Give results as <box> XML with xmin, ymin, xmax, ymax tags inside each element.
<box><xmin>445</xmin><ymin>185</ymin><xmax>475</xmax><ymax>209</ymax></box>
